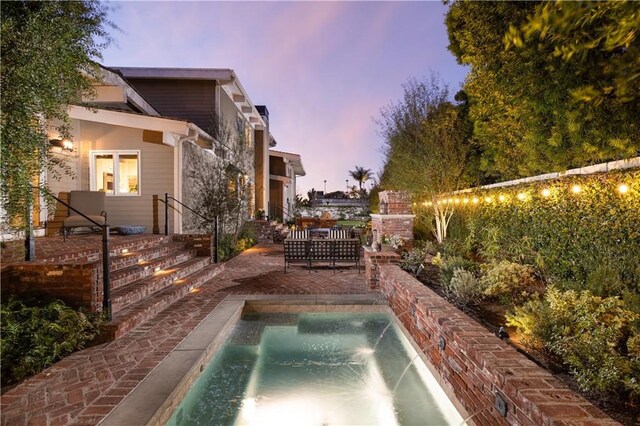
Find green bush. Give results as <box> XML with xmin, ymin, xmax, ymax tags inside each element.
<box><xmin>449</xmin><ymin>268</ymin><xmax>484</xmax><ymax>305</ymax></box>
<box><xmin>400</xmin><ymin>246</ymin><xmax>429</xmax><ymax>275</ymax></box>
<box><xmin>447</xmin><ymin>171</ymin><xmax>640</xmax><ymax>294</ymax></box>
<box><xmin>480</xmin><ymin>260</ymin><xmax>539</xmax><ymax>304</ymax></box>
<box><xmin>432</xmin><ymin>253</ymin><xmax>479</xmax><ymax>288</ymax></box>
<box><xmin>1</xmin><ymin>298</ymin><xmax>103</xmax><ymax>386</ymax></box>
<box><xmin>506</xmin><ymin>287</ymin><xmax>640</xmax><ymax>397</ymax></box>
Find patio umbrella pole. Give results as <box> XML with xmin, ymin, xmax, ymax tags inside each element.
<box><xmin>102</xmin><ymin>225</ymin><xmax>112</xmax><ymax>320</ymax></box>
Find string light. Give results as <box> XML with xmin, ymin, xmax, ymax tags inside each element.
<box><xmin>463</xmin><ymin>198</ymin><xmax>469</xmax><ymax>204</ymax></box>
<box><xmin>472</xmin><ymin>197</ymin><xmax>479</xmax><ymax>204</ymax></box>
<box><xmin>484</xmin><ymin>197</ymin><xmax>492</xmax><ymax>203</ymax></box>
<box><xmin>448</xmin><ymin>198</ymin><xmax>454</xmax><ymax>203</ymax></box>
<box><xmin>454</xmin><ymin>198</ymin><xmax>460</xmax><ymax>204</ymax></box>
<box><xmin>498</xmin><ymin>195</ymin><xmax>506</xmax><ymax>202</ymax></box>
<box><xmin>571</xmin><ymin>185</ymin><xmax>581</xmax><ymax>194</ymax></box>
<box><xmin>427</xmin><ymin>201</ymin><xmax>433</xmax><ymax>206</ymax></box>
<box><xmin>541</xmin><ymin>188</ymin><xmax>551</xmax><ymax>197</ymax></box>
<box><xmin>422</xmin><ymin>201</ymin><xmax>429</xmax><ymax>206</ymax></box>
<box><xmin>517</xmin><ymin>193</ymin><xmax>526</xmax><ymax>201</ymax></box>
<box><xmin>618</xmin><ymin>184</ymin><xmax>629</xmax><ymax>194</ymax></box>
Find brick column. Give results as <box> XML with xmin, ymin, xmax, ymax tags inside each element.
<box><xmin>364</xmin><ymin>246</ymin><xmax>401</xmax><ymax>290</ymax></box>
<box><xmin>371</xmin><ymin>190</ymin><xmax>415</xmax><ymax>245</ymax></box>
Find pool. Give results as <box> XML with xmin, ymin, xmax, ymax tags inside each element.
<box><xmin>101</xmin><ymin>296</ymin><xmax>465</xmax><ymax>425</ymax></box>
<box><xmin>168</xmin><ymin>311</ymin><xmax>462</xmax><ymax>425</ymax></box>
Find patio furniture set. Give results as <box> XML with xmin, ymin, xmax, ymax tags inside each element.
<box><xmin>284</xmin><ymin>229</ymin><xmax>361</xmax><ymax>273</ymax></box>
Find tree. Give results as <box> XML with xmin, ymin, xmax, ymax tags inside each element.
<box><xmin>1</xmin><ymin>1</ymin><xmax>113</xmax><ymax>231</ymax></box>
<box><xmin>185</xmin><ymin>114</ymin><xmax>252</xmax><ymax>238</ymax></box>
<box><xmin>446</xmin><ymin>1</ymin><xmax>640</xmax><ymax>181</ymax></box>
<box><xmin>377</xmin><ymin>77</ymin><xmax>475</xmax><ymax>242</ymax></box>
<box><xmin>348</xmin><ymin>166</ymin><xmax>373</xmax><ymax>191</ymax></box>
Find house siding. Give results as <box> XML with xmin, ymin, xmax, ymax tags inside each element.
<box><xmin>76</xmin><ymin>121</ymin><xmax>175</xmax><ymax>233</ymax></box>
<box><xmin>124</xmin><ymin>79</ymin><xmax>216</xmax><ymax>132</ymax></box>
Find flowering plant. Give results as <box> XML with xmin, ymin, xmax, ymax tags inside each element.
<box><xmin>382</xmin><ymin>234</ymin><xmax>405</xmax><ymax>249</ymax></box>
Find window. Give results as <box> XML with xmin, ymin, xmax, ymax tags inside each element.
<box><xmin>90</xmin><ymin>151</ymin><xmax>140</xmax><ymax>196</ymax></box>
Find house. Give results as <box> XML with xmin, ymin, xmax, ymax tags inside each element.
<box><xmin>268</xmin><ymin>149</ymin><xmax>306</xmax><ymax>220</ymax></box>
<box><xmin>40</xmin><ymin>65</ymin><xmax>305</xmax><ymax>236</ymax></box>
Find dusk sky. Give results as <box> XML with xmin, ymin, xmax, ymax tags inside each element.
<box><xmin>102</xmin><ymin>1</ymin><xmax>468</xmax><ymax>198</ymax></box>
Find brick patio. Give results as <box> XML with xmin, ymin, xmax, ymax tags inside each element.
<box><xmin>0</xmin><ymin>243</ymin><xmax>372</xmax><ymax>426</ymax></box>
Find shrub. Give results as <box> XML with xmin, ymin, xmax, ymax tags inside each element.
<box><xmin>400</xmin><ymin>246</ymin><xmax>429</xmax><ymax>275</ymax></box>
<box><xmin>448</xmin><ymin>171</ymin><xmax>640</xmax><ymax>295</ymax></box>
<box><xmin>480</xmin><ymin>260</ymin><xmax>539</xmax><ymax>304</ymax></box>
<box><xmin>448</xmin><ymin>268</ymin><xmax>484</xmax><ymax>305</ymax></box>
<box><xmin>1</xmin><ymin>298</ymin><xmax>103</xmax><ymax>386</ymax></box>
<box><xmin>432</xmin><ymin>253</ymin><xmax>479</xmax><ymax>288</ymax></box>
<box><xmin>506</xmin><ymin>286</ymin><xmax>640</xmax><ymax>397</ymax></box>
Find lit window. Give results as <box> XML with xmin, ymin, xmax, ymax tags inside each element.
<box><xmin>90</xmin><ymin>151</ymin><xmax>140</xmax><ymax>196</ymax></box>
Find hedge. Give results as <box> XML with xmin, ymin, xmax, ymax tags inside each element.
<box><xmin>438</xmin><ymin>170</ymin><xmax>639</xmax><ymax>295</ymax></box>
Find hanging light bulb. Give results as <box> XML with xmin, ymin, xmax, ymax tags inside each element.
<box><xmin>484</xmin><ymin>197</ymin><xmax>492</xmax><ymax>203</ymax></box>
<box><xmin>541</xmin><ymin>188</ymin><xmax>551</xmax><ymax>197</ymax></box>
<box><xmin>618</xmin><ymin>184</ymin><xmax>629</xmax><ymax>194</ymax></box>
<box><xmin>517</xmin><ymin>193</ymin><xmax>526</xmax><ymax>201</ymax></box>
<box><xmin>571</xmin><ymin>185</ymin><xmax>581</xmax><ymax>194</ymax></box>
<box><xmin>498</xmin><ymin>195</ymin><xmax>506</xmax><ymax>202</ymax></box>
<box><xmin>472</xmin><ymin>197</ymin><xmax>479</xmax><ymax>204</ymax></box>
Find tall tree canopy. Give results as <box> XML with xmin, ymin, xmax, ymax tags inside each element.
<box><xmin>446</xmin><ymin>0</ymin><xmax>640</xmax><ymax>181</ymax></box>
<box><xmin>377</xmin><ymin>77</ymin><xmax>475</xmax><ymax>242</ymax></box>
<box><xmin>1</xmin><ymin>1</ymin><xmax>112</xmax><ymax>229</ymax></box>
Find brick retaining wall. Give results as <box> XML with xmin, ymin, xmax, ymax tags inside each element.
<box><xmin>369</xmin><ymin>261</ymin><xmax>618</xmax><ymax>425</ymax></box>
<box><xmin>1</xmin><ymin>262</ymin><xmax>102</xmax><ymax>311</ymax></box>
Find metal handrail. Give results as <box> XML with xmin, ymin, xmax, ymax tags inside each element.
<box><xmin>30</xmin><ymin>187</ymin><xmax>112</xmax><ymax>320</ymax></box>
<box><xmin>160</xmin><ymin>193</ymin><xmax>218</xmax><ymax>263</ymax></box>
<box><xmin>268</xmin><ymin>201</ymin><xmax>294</xmax><ymax>222</ymax></box>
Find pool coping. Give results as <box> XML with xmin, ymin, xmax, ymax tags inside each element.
<box><xmin>99</xmin><ymin>294</ymin><xmax>389</xmax><ymax>425</ymax></box>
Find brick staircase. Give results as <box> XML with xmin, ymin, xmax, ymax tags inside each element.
<box><xmin>101</xmin><ymin>236</ymin><xmax>224</xmax><ymax>339</ymax></box>
<box><xmin>1</xmin><ymin>234</ymin><xmax>224</xmax><ymax>341</ymax></box>
<box><xmin>252</xmin><ymin>220</ymin><xmax>290</xmax><ymax>243</ymax></box>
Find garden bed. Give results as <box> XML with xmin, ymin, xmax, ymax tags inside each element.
<box><xmin>414</xmin><ymin>262</ymin><xmax>639</xmax><ymax>425</ymax></box>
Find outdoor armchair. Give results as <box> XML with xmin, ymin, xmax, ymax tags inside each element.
<box><xmin>63</xmin><ymin>191</ymin><xmax>107</xmax><ymax>239</ymax></box>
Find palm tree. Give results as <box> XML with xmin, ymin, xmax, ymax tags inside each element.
<box><xmin>348</xmin><ymin>166</ymin><xmax>373</xmax><ymax>191</ymax></box>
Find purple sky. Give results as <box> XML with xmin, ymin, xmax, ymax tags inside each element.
<box><xmin>102</xmin><ymin>1</ymin><xmax>468</xmax><ymax>198</ymax></box>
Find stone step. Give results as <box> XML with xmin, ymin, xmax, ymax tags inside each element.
<box><xmin>101</xmin><ymin>262</ymin><xmax>225</xmax><ymax>340</ymax></box>
<box><xmin>110</xmin><ymin>249</ymin><xmax>197</xmax><ymax>290</ymax></box>
<box><xmin>108</xmin><ymin>241</ymin><xmax>188</xmax><ymax>272</ymax></box>
<box><xmin>110</xmin><ymin>256</ymin><xmax>211</xmax><ymax>314</ymax></box>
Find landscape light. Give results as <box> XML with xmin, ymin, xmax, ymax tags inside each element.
<box><xmin>517</xmin><ymin>193</ymin><xmax>526</xmax><ymax>201</ymax></box>
<box><xmin>541</xmin><ymin>188</ymin><xmax>551</xmax><ymax>197</ymax></box>
<box><xmin>618</xmin><ymin>184</ymin><xmax>629</xmax><ymax>194</ymax></box>
<box><xmin>571</xmin><ymin>185</ymin><xmax>581</xmax><ymax>194</ymax></box>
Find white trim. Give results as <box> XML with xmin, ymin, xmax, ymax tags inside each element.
<box><xmin>68</xmin><ymin>105</ymin><xmax>191</xmax><ymax>138</ymax></box>
<box><xmin>89</xmin><ymin>150</ymin><xmax>142</xmax><ymax>197</ymax></box>
<box><xmin>369</xmin><ymin>214</ymin><xmax>415</xmax><ymax>219</ymax></box>
<box><xmin>454</xmin><ymin>156</ymin><xmax>640</xmax><ymax>194</ymax></box>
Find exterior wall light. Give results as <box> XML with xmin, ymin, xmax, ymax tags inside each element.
<box><xmin>49</xmin><ymin>138</ymin><xmax>74</xmax><ymax>152</ymax></box>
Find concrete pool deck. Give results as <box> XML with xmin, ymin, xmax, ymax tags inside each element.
<box><xmin>1</xmin><ymin>243</ymin><xmax>375</xmax><ymax>426</ymax></box>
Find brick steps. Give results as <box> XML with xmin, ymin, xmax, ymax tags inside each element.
<box><xmin>110</xmin><ymin>249</ymin><xmax>197</xmax><ymax>290</ymax></box>
<box><xmin>108</xmin><ymin>241</ymin><xmax>186</xmax><ymax>272</ymax></box>
<box><xmin>102</xmin><ymin>262</ymin><xmax>224</xmax><ymax>340</ymax></box>
<box><xmin>110</xmin><ymin>257</ymin><xmax>210</xmax><ymax>313</ymax></box>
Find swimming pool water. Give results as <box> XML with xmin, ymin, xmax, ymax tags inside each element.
<box><xmin>168</xmin><ymin>312</ymin><xmax>462</xmax><ymax>425</ymax></box>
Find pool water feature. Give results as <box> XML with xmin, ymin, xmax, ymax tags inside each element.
<box><xmin>167</xmin><ymin>312</ymin><xmax>463</xmax><ymax>425</ymax></box>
